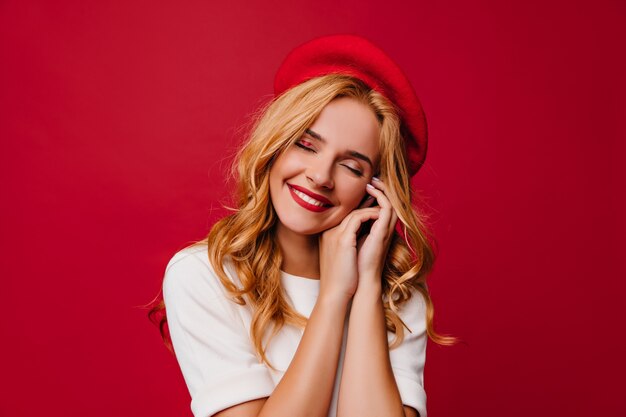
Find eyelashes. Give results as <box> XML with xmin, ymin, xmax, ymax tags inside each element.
<box><xmin>294</xmin><ymin>141</ymin><xmax>364</xmax><ymax>177</ymax></box>
<box><xmin>343</xmin><ymin>166</ymin><xmax>364</xmax><ymax>177</ymax></box>
<box><xmin>294</xmin><ymin>141</ymin><xmax>315</xmax><ymax>153</ymax></box>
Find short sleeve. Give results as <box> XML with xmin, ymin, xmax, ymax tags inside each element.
<box><xmin>162</xmin><ymin>247</ymin><xmax>274</xmax><ymax>417</ymax></box>
<box><xmin>389</xmin><ymin>289</ymin><xmax>428</xmax><ymax>417</ymax></box>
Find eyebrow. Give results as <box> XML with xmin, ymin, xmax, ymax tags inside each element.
<box><xmin>304</xmin><ymin>129</ymin><xmax>374</xmax><ymax>168</ymax></box>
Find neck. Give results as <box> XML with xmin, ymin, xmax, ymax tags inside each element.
<box><xmin>275</xmin><ymin>223</ymin><xmax>320</xmax><ymax>280</ymax></box>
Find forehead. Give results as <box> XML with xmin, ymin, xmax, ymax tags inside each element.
<box><xmin>307</xmin><ymin>97</ymin><xmax>381</xmax><ymax>162</ymax></box>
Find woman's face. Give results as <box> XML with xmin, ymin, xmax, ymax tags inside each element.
<box><xmin>269</xmin><ymin>96</ymin><xmax>381</xmax><ymax>236</ymax></box>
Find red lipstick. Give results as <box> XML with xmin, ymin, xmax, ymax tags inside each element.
<box><xmin>287</xmin><ymin>184</ymin><xmax>333</xmax><ymax>213</ymax></box>
<box><xmin>287</xmin><ymin>184</ymin><xmax>333</xmax><ymax>205</ymax></box>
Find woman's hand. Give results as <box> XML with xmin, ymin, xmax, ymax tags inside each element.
<box><xmin>318</xmin><ymin>198</ymin><xmax>381</xmax><ymax>302</ymax></box>
<box><xmin>356</xmin><ymin>177</ymin><xmax>398</xmax><ymax>287</ymax></box>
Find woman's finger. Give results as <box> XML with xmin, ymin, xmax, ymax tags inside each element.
<box><xmin>388</xmin><ymin>209</ymin><xmax>398</xmax><ymax>236</ymax></box>
<box><xmin>365</xmin><ymin>180</ymin><xmax>398</xmax><ymax>235</ymax></box>
<box><xmin>357</xmin><ymin>194</ymin><xmax>376</xmax><ymax>209</ymax></box>
<box><xmin>365</xmin><ymin>182</ymin><xmax>391</xmax><ymax>209</ymax></box>
<box><xmin>371</xmin><ymin>176</ymin><xmax>386</xmax><ymax>190</ymax></box>
<box><xmin>369</xmin><ymin>206</ymin><xmax>392</xmax><ymax>237</ymax></box>
<box><xmin>341</xmin><ymin>208</ymin><xmax>380</xmax><ymax>239</ymax></box>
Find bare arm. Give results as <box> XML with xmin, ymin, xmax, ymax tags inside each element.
<box><xmin>216</xmin><ymin>207</ymin><xmax>383</xmax><ymax>417</ymax></box>
<box><xmin>257</xmin><ymin>293</ymin><xmax>349</xmax><ymax>417</ymax></box>
<box><xmin>338</xmin><ymin>179</ymin><xmax>420</xmax><ymax>417</ymax></box>
<box><xmin>215</xmin><ymin>293</ymin><xmax>349</xmax><ymax>417</ymax></box>
<box><xmin>337</xmin><ymin>283</ymin><xmax>407</xmax><ymax>417</ymax></box>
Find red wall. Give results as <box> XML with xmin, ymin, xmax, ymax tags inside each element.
<box><xmin>1</xmin><ymin>1</ymin><xmax>624</xmax><ymax>416</ymax></box>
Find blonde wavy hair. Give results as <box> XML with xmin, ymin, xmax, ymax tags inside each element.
<box><xmin>150</xmin><ymin>74</ymin><xmax>456</xmax><ymax>367</ymax></box>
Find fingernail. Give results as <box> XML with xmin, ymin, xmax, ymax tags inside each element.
<box><xmin>372</xmin><ymin>176</ymin><xmax>381</xmax><ymax>182</ymax></box>
<box><xmin>366</xmin><ymin>183</ymin><xmax>375</xmax><ymax>190</ymax></box>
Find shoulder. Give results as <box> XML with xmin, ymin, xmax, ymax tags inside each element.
<box><xmin>388</xmin><ymin>287</ymin><xmax>429</xmax><ymax>416</ymax></box>
<box><xmin>165</xmin><ymin>242</ymin><xmax>210</xmax><ymax>271</ymax></box>
<box><xmin>164</xmin><ymin>243</ymin><xmax>211</xmax><ymax>282</ymax></box>
<box><xmin>393</xmin><ymin>287</ymin><xmax>428</xmax><ymax>337</ymax></box>
<box><xmin>162</xmin><ymin>242</ymin><xmax>236</xmax><ymax>302</ymax></box>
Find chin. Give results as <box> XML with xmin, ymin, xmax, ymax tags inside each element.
<box><xmin>276</xmin><ymin>212</ymin><xmax>337</xmax><ymax>236</ymax></box>
<box><xmin>279</xmin><ymin>219</ymin><xmax>327</xmax><ymax>236</ymax></box>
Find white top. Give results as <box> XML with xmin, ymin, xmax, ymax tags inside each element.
<box><xmin>163</xmin><ymin>243</ymin><xmax>428</xmax><ymax>417</ymax></box>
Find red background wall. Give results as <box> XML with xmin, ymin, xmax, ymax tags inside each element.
<box><xmin>1</xmin><ymin>1</ymin><xmax>624</xmax><ymax>416</ymax></box>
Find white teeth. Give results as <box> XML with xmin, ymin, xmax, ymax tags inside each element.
<box><xmin>292</xmin><ymin>188</ymin><xmax>325</xmax><ymax>207</ymax></box>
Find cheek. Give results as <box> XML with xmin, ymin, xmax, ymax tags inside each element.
<box><xmin>270</xmin><ymin>150</ymin><xmax>304</xmax><ymax>179</ymax></box>
<box><xmin>338</xmin><ymin>183</ymin><xmax>368</xmax><ymax>209</ymax></box>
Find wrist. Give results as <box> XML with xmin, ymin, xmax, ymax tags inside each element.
<box><xmin>354</xmin><ymin>279</ymin><xmax>383</xmax><ymax>299</ymax></box>
<box><xmin>317</xmin><ymin>290</ymin><xmax>353</xmax><ymax>309</ymax></box>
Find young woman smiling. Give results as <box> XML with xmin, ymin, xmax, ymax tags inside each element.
<box><xmin>150</xmin><ymin>35</ymin><xmax>455</xmax><ymax>417</ymax></box>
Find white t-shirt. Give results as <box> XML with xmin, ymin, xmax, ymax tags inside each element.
<box><xmin>163</xmin><ymin>243</ymin><xmax>428</xmax><ymax>417</ymax></box>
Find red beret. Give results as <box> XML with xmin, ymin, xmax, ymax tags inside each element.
<box><xmin>274</xmin><ymin>34</ymin><xmax>428</xmax><ymax>176</ymax></box>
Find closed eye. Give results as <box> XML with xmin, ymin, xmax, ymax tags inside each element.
<box><xmin>295</xmin><ymin>141</ymin><xmax>316</xmax><ymax>153</ymax></box>
<box><xmin>296</xmin><ymin>140</ymin><xmax>363</xmax><ymax>177</ymax></box>
<box><xmin>343</xmin><ymin>165</ymin><xmax>364</xmax><ymax>177</ymax></box>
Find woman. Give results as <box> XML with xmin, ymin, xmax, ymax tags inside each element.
<box><xmin>151</xmin><ymin>35</ymin><xmax>455</xmax><ymax>417</ymax></box>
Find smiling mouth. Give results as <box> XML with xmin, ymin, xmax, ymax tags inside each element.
<box><xmin>291</xmin><ymin>188</ymin><xmax>326</xmax><ymax>206</ymax></box>
<box><xmin>287</xmin><ymin>185</ymin><xmax>333</xmax><ymax>212</ymax></box>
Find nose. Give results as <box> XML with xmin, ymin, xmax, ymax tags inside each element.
<box><xmin>306</xmin><ymin>160</ymin><xmax>334</xmax><ymax>190</ymax></box>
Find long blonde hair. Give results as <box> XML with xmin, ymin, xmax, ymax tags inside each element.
<box><xmin>150</xmin><ymin>74</ymin><xmax>456</xmax><ymax>366</ymax></box>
